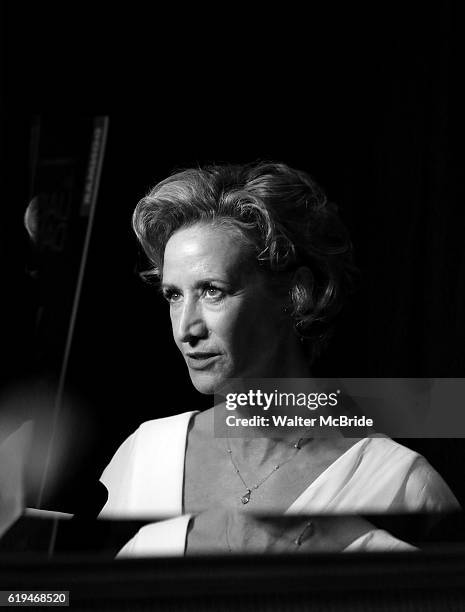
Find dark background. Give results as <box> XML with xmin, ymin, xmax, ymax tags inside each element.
<box><xmin>1</xmin><ymin>2</ymin><xmax>464</xmax><ymax>511</ymax></box>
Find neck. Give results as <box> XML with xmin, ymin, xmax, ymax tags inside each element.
<box><xmin>228</xmin><ymin>333</ymin><xmax>311</xmax><ymax>433</ymax></box>
<box><xmin>213</xmin><ymin>333</ymin><xmax>315</xmax><ymax>451</ymax></box>
<box><xmin>267</xmin><ymin>331</ymin><xmax>310</xmax><ymax>379</ymax></box>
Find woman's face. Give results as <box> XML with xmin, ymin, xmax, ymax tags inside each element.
<box><xmin>161</xmin><ymin>223</ymin><xmax>290</xmax><ymax>394</ymax></box>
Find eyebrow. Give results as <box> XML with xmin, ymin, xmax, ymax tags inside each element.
<box><xmin>160</xmin><ymin>278</ymin><xmax>231</xmax><ymax>292</ymax></box>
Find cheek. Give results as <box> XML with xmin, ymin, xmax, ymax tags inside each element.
<box><xmin>220</xmin><ymin>298</ymin><xmax>280</xmax><ymax>353</ymax></box>
<box><xmin>169</xmin><ymin>308</ymin><xmax>181</xmax><ymax>343</ymax></box>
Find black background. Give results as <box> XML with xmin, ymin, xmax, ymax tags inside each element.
<box><xmin>1</xmin><ymin>2</ymin><xmax>464</xmax><ymax>511</ymax></box>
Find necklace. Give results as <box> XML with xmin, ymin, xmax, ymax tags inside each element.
<box><xmin>226</xmin><ymin>434</ymin><xmax>311</xmax><ymax>504</ymax></box>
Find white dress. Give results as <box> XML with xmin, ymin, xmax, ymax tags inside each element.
<box><xmin>99</xmin><ymin>411</ymin><xmax>459</xmax><ymax>556</ymax></box>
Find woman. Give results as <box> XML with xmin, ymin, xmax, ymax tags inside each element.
<box><xmin>99</xmin><ymin>162</ymin><xmax>458</xmax><ymax>555</ymax></box>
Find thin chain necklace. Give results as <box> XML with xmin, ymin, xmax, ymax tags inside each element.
<box><xmin>226</xmin><ymin>434</ymin><xmax>311</xmax><ymax>504</ymax></box>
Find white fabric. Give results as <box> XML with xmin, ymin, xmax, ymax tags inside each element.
<box><xmin>344</xmin><ymin>529</ymin><xmax>417</xmax><ymax>552</ymax></box>
<box><xmin>116</xmin><ymin>515</ymin><xmax>192</xmax><ymax>558</ymax></box>
<box><xmin>100</xmin><ymin>412</ymin><xmax>195</xmax><ymax>519</ymax></box>
<box><xmin>99</xmin><ymin>411</ymin><xmax>459</xmax><ymax>556</ymax></box>
<box><xmin>284</xmin><ymin>437</ymin><xmax>458</xmax><ymax>515</ymax></box>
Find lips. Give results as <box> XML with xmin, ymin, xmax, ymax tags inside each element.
<box><xmin>185</xmin><ymin>352</ymin><xmax>220</xmax><ymax>370</ymax></box>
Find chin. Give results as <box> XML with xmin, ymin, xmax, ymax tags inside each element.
<box><xmin>189</xmin><ymin>371</ymin><xmax>224</xmax><ymax>395</ymax></box>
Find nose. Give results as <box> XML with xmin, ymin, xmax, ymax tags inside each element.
<box><xmin>174</xmin><ymin>297</ymin><xmax>208</xmax><ymax>344</ymax></box>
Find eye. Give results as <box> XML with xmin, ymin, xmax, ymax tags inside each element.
<box><xmin>163</xmin><ymin>289</ymin><xmax>182</xmax><ymax>303</ymax></box>
<box><xmin>203</xmin><ymin>285</ymin><xmax>224</xmax><ymax>301</ymax></box>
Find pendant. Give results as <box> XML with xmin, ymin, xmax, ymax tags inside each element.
<box><xmin>241</xmin><ymin>489</ymin><xmax>251</xmax><ymax>504</ymax></box>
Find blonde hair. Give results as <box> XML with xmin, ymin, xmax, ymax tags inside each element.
<box><xmin>133</xmin><ymin>161</ymin><xmax>357</xmax><ymax>362</ymax></box>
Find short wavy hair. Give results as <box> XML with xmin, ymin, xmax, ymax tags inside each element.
<box><xmin>133</xmin><ymin>161</ymin><xmax>358</xmax><ymax>362</ymax></box>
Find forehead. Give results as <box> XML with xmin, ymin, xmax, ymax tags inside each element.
<box><xmin>162</xmin><ymin>223</ymin><xmax>252</xmax><ymax>283</ymax></box>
